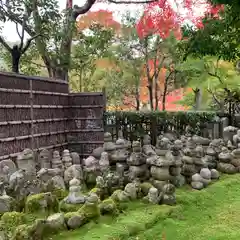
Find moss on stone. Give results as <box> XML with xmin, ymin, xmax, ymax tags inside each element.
<box><xmin>78</xmin><ymin>202</ymin><xmax>100</xmax><ymax>221</ymax></box>
<box><xmin>99</xmin><ymin>198</ymin><xmax>118</xmax><ymax>215</ymax></box>
<box><xmin>140</xmin><ymin>182</ymin><xmax>153</xmax><ymax>196</ymax></box>
<box><xmin>1</xmin><ymin>211</ymin><xmax>26</xmax><ymax>231</ymax></box>
<box><xmin>60</xmin><ymin>200</ymin><xmax>83</xmax><ymax>213</ymax></box>
<box><xmin>52</xmin><ymin>189</ymin><xmax>68</xmax><ymax>201</ymax></box>
<box><xmin>25</xmin><ymin>192</ymin><xmax>59</xmax><ymax>214</ymax></box>
<box><xmin>11</xmin><ymin>224</ymin><xmax>31</xmax><ymax>240</ymax></box>
<box><xmin>64</xmin><ymin>212</ymin><xmax>80</xmax><ymax>222</ymax></box>
<box><xmin>90</xmin><ymin>187</ymin><xmax>106</xmax><ymax>200</ymax></box>
<box><xmin>111</xmin><ymin>190</ymin><xmax>122</xmax><ymax>202</ymax></box>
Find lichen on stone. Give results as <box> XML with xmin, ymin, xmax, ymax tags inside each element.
<box><xmin>52</xmin><ymin>189</ymin><xmax>68</xmax><ymax>201</ymax></box>
<box><xmin>11</xmin><ymin>224</ymin><xmax>31</xmax><ymax>240</ymax></box>
<box><xmin>59</xmin><ymin>200</ymin><xmax>83</xmax><ymax>212</ymax></box>
<box><xmin>99</xmin><ymin>198</ymin><xmax>118</xmax><ymax>215</ymax></box>
<box><xmin>140</xmin><ymin>182</ymin><xmax>153</xmax><ymax>196</ymax></box>
<box><xmin>25</xmin><ymin>192</ymin><xmax>59</xmax><ymax>214</ymax></box>
<box><xmin>78</xmin><ymin>202</ymin><xmax>100</xmax><ymax>221</ymax></box>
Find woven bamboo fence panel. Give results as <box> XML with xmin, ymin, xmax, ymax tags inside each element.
<box><xmin>0</xmin><ymin>72</ymin><xmax>105</xmax><ymax>160</ymax></box>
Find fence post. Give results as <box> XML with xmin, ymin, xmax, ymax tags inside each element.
<box><xmin>29</xmin><ymin>79</ymin><xmax>34</xmax><ymax>150</ymax></box>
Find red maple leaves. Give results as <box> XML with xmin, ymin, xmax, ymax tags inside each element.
<box><xmin>136</xmin><ymin>0</ymin><xmax>224</xmax><ymax>39</ymax></box>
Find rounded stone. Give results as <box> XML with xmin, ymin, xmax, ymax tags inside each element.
<box><xmin>192</xmin><ymin>173</ymin><xmax>203</xmax><ymax>182</ymax></box>
<box><xmin>210</xmin><ymin>169</ymin><xmax>220</xmax><ymax>179</ymax></box>
<box><xmin>200</xmin><ymin>168</ymin><xmax>211</xmax><ymax>180</ymax></box>
<box><xmin>191</xmin><ymin>181</ymin><xmax>204</xmax><ymax>190</ymax></box>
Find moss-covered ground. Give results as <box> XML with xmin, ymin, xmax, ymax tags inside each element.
<box><xmin>52</xmin><ymin>174</ymin><xmax>240</xmax><ymax>240</ymax></box>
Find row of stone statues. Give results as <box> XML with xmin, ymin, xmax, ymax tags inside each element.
<box><xmin>1</xmin><ymin>127</ymin><xmax>240</xmax><ymax>214</ymax></box>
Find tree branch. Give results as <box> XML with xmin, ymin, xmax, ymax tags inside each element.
<box><xmin>0</xmin><ymin>36</ymin><xmax>11</xmax><ymax>52</ymax></box>
<box><xmin>21</xmin><ymin>34</ymin><xmax>41</xmax><ymax>54</ymax></box>
<box><xmin>72</xmin><ymin>0</ymin><xmax>97</xmax><ymax>19</ymax></box>
<box><xmin>15</xmin><ymin>23</ymin><xmax>22</xmax><ymax>40</ymax></box>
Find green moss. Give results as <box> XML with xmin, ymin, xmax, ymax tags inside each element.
<box><xmin>64</xmin><ymin>212</ymin><xmax>80</xmax><ymax>222</ymax></box>
<box><xmin>90</xmin><ymin>188</ymin><xmax>99</xmax><ymax>194</ymax></box>
<box><xmin>28</xmin><ymin>219</ymin><xmax>53</xmax><ymax>240</ymax></box>
<box><xmin>52</xmin><ymin>189</ymin><xmax>68</xmax><ymax>201</ymax></box>
<box><xmin>89</xmin><ymin>187</ymin><xmax>107</xmax><ymax>200</ymax></box>
<box><xmin>59</xmin><ymin>200</ymin><xmax>83</xmax><ymax>212</ymax></box>
<box><xmin>1</xmin><ymin>211</ymin><xmax>26</xmax><ymax>230</ymax></box>
<box><xmin>11</xmin><ymin>224</ymin><xmax>31</xmax><ymax>240</ymax></box>
<box><xmin>140</xmin><ymin>182</ymin><xmax>153</xmax><ymax>196</ymax></box>
<box><xmin>111</xmin><ymin>190</ymin><xmax>122</xmax><ymax>202</ymax></box>
<box><xmin>78</xmin><ymin>202</ymin><xmax>100</xmax><ymax>221</ymax></box>
<box><xmin>25</xmin><ymin>192</ymin><xmax>59</xmax><ymax>214</ymax></box>
<box><xmin>99</xmin><ymin>198</ymin><xmax>118</xmax><ymax>215</ymax></box>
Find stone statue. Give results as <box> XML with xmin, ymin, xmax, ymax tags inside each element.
<box><xmin>62</xmin><ymin>149</ymin><xmax>73</xmax><ymax>169</ymax></box>
<box><xmin>51</xmin><ymin>151</ymin><xmax>63</xmax><ymax>169</ymax></box>
<box><xmin>233</xmin><ymin>129</ymin><xmax>240</xmax><ymax>147</ymax></box>
<box><xmin>38</xmin><ymin>149</ymin><xmax>51</xmax><ymax>169</ymax></box>
<box><xmin>63</xmin><ymin>178</ymin><xmax>86</xmax><ymax>204</ymax></box>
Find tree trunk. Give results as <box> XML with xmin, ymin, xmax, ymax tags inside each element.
<box><xmin>147</xmin><ymin>82</ymin><xmax>154</xmax><ymax>111</ymax></box>
<box><xmin>193</xmin><ymin>88</ymin><xmax>202</xmax><ymax>111</ymax></box>
<box><xmin>154</xmin><ymin>76</ymin><xmax>159</xmax><ymax>110</ymax></box>
<box><xmin>11</xmin><ymin>52</ymin><xmax>21</xmax><ymax>74</ymax></box>
<box><xmin>135</xmin><ymin>88</ymin><xmax>140</xmax><ymax>111</ymax></box>
<box><xmin>162</xmin><ymin>78</ymin><xmax>168</xmax><ymax>111</ymax></box>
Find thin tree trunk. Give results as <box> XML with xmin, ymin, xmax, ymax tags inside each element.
<box><xmin>193</xmin><ymin>88</ymin><xmax>202</xmax><ymax>111</ymax></box>
<box><xmin>162</xmin><ymin>72</ymin><xmax>172</xmax><ymax>111</ymax></box>
<box><xmin>147</xmin><ymin>83</ymin><xmax>154</xmax><ymax>110</ymax></box>
<box><xmin>11</xmin><ymin>52</ymin><xmax>20</xmax><ymax>73</ymax></box>
<box><xmin>135</xmin><ymin>88</ymin><xmax>140</xmax><ymax>111</ymax></box>
<box><xmin>154</xmin><ymin>76</ymin><xmax>159</xmax><ymax>110</ymax></box>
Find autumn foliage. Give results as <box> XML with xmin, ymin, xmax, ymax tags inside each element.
<box><xmin>77</xmin><ymin>10</ymin><xmax>121</xmax><ymax>32</ymax></box>
<box><xmin>136</xmin><ymin>0</ymin><xmax>224</xmax><ymax>38</ymax></box>
<box><xmin>76</xmin><ymin>0</ymin><xmax>223</xmax><ymax>111</ymax></box>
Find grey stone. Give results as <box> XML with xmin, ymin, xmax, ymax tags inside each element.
<box><xmin>192</xmin><ymin>173</ymin><xmax>203</xmax><ymax>182</ymax></box>
<box><xmin>200</xmin><ymin>168</ymin><xmax>211</xmax><ymax>180</ymax></box>
<box><xmin>210</xmin><ymin>169</ymin><xmax>220</xmax><ymax>179</ymax></box>
<box><xmin>70</xmin><ymin>152</ymin><xmax>81</xmax><ymax>165</ymax></box>
<box><xmin>67</xmin><ymin>214</ymin><xmax>85</xmax><ymax>229</ymax></box>
<box><xmin>0</xmin><ymin>195</ymin><xmax>15</xmax><ymax>213</ymax></box>
<box><xmin>191</xmin><ymin>181</ymin><xmax>204</xmax><ymax>190</ymax></box>
<box><xmin>47</xmin><ymin>213</ymin><xmax>65</xmax><ymax>229</ymax></box>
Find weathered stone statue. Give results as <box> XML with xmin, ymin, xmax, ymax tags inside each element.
<box><xmin>62</xmin><ymin>149</ymin><xmax>73</xmax><ymax>169</ymax></box>
<box><xmin>202</xmin><ymin>145</ymin><xmax>217</xmax><ymax>169</ymax></box>
<box><xmin>70</xmin><ymin>152</ymin><xmax>81</xmax><ymax>165</ymax></box>
<box><xmin>127</xmin><ymin>141</ymin><xmax>148</xmax><ymax>181</ymax></box>
<box><xmin>181</xmin><ymin>143</ymin><xmax>197</xmax><ymax>181</ymax></box>
<box><xmin>194</xmin><ymin>144</ymin><xmax>205</xmax><ymax>172</ymax></box>
<box><xmin>155</xmin><ymin>136</ymin><xmax>170</xmax><ymax>156</ymax></box>
<box><xmin>231</xmin><ymin>143</ymin><xmax>240</xmax><ymax>171</ymax></box>
<box><xmin>51</xmin><ymin>150</ymin><xmax>63</xmax><ymax>169</ymax></box>
<box><xmin>223</xmin><ymin>126</ymin><xmax>238</xmax><ymax>143</ymax></box>
<box><xmin>103</xmin><ymin>132</ymin><xmax>116</xmax><ymax>161</ymax></box>
<box><xmin>38</xmin><ymin>149</ymin><xmax>51</xmax><ymax>169</ymax></box>
<box><xmin>17</xmin><ymin>149</ymin><xmax>36</xmax><ymax>177</ymax></box>
<box><xmin>161</xmin><ymin>183</ymin><xmax>176</xmax><ymax>205</ymax></box>
<box><xmin>111</xmin><ymin>139</ymin><xmax>129</xmax><ymax>170</ymax></box>
<box><xmin>63</xmin><ymin>178</ymin><xmax>86</xmax><ymax>204</ymax></box>
<box><xmin>99</xmin><ymin>152</ymin><xmax>110</xmax><ymax>173</ymax></box>
<box><xmin>64</xmin><ymin>164</ymin><xmax>84</xmax><ymax>184</ymax></box>
<box><xmin>168</xmin><ymin>142</ymin><xmax>183</xmax><ymax>177</ymax></box>
<box><xmin>0</xmin><ymin>159</ymin><xmax>16</xmax><ymax>184</ymax></box>
<box><xmin>142</xmin><ymin>135</ymin><xmax>156</xmax><ymax>157</ymax></box>
<box><xmin>143</xmin><ymin>187</ymin><xmax>160</xmax><ymax>204</ymax></box>
<box><xmin>83</xmin><ymin>154</ymin><xmax>100</xmax><ymax>188</ymax></box>
<box><xmin>217</xmin><ymin>147</ymin><xmax>237</xmax><ymax>174</ymax></box>
<box><xmin>233</xmin><ymin>129</ymin><xmax>240</xmax><ymax>147</ymax></box>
